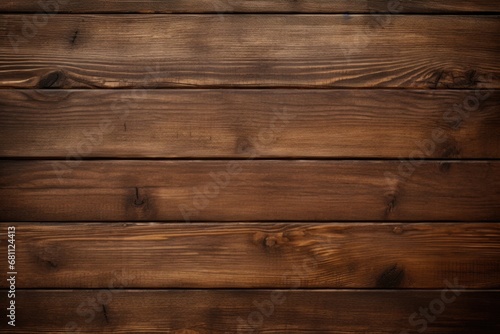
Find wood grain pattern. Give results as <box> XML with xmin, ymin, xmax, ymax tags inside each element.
<box><xmin>1</xmin><ymin>89</ymin><xmax>498</xmax><ymax>158</ymax></box>
<box><xmin>2</xmin><ymin>290</ymin><xmax>498</xmax><ymax>333</ymax></box>
<box><xmin>1</xmin><ymin>15</ymin><xmax>499</xmax><ymax>88</ymax></box>
<box><xmin>0</xmin><ymin>2</ymin><xmax>498</xmax><ymax>333</ymax></box>
<box><xmin>0</xmin><ymin>161</ymin><xmax>498</xmax><ymax>221</ymax></box>
<box><xmin>0</xmin><ymin>222</ymin><xmax>498</xmax><ymax>289</ymax></box>
<box><xmin>1</xmin><ymin>0</ymin><xmax>499</xmax><ymax>13</ymax></box>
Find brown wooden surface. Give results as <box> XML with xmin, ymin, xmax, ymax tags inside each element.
<box><xmin>1</xmin><ymin>3</ymin><xmax>499</xmax><ymax>333</ymax></box>
<box><xmin>1</xmin><ymin>290</ymin><xmax>498</xmax><ymax>333</ymax></box>
<box><xmin>1</xmin><ymin>0</ymin><xmax>499</xmax><ymax>13</ymax></box>
<box><xmin>0</xmin><ymin>222</ymin><xmax>498</xmax><ymax>289</ymax></box>
<box><xmin>1</xmin><ymin>15</ymin><xmax>499</xmax><ymax>89</ymax></box>
<box><xmin>0</xmin><ymin>160</ymin><xmax>498</xmax><ymax>221</ymax></box>
<box><xmin>1</xmin><ymin>89</ymin><xmax>498</xmax><ymax>158</ymax></box>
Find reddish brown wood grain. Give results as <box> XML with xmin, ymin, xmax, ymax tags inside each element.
<box><xmin>0</xmin><ymin>3</ymin><xmax>498</xmax><ymax>332</ymax></box>
<box><xmin>0</xmin><ymin>160</ymin><xmax>498</xmax><ymax>221</ymax></box>
<box><xmin>0</xmin><ymin>15</ymin><xmax>498</xmax><ymax>88</ymax></box>
<box><xmin>2</xmin><ymin>290</ymin><xmax>499</xmax><ymax>333</ymax></box>
<box><xmin>0</xmin><ymin>90</ymin><xmax>498</xmax><ymax>158</ymax></box>
<box><xmin>0</xmin><ymin>222</ymin><xmax>498</xmax><ymax>289</ymax></box>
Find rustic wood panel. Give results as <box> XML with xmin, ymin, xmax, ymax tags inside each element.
<box><xmin>1</xmin><ymin>0</ymin><xmax>499</xmax><ymax>13</ymax></box>
<box><xmin>2</xmin><ymin>290</ymin><xmax>498</xmax><ymax>333</ymax></box>
<box><xmin>1</xmin><ymin>15</ymin><xmax>499</xmax><ymax>89</ymax></box>
<box><xmin>1</xmin><ymin>89</ymin><xmax>498</xmax><ymax>158</ymax></box>
<box><xmin>0</xmin><ymin>1</ymin><xmax>498</xmax><ymax>333</ymax></box>
<box><xmin>0</xmin><ymin>161</ymin><xmax>498</xmax><ymax>221</ymax></box>
<box><xmin>1</xmin><ymin>222</ymin><xmax>498</xmax><ymax>289</ymax></box>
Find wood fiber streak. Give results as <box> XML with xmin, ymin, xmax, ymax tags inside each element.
<box><xmin>0</xmin><ymin>90</ymin><xmax>498</xmax><ymax>158</ymax></box>
<box><xmin>1</xmin><ymin>290</ymin><xmax>499</xmax><ymax>333</ymax></box>
<box><xmin>0</xmin><ymin>161</ymin><xmax>498</xmax><ymax>221</ymax></box>
<box><xmin>0</xmin><ymin>15</ymin><xmax>499</xmax><ymax>88</ymax></box>
<box><xmin>0</xmin><ymin>223</ymin><xmax>498</xmax><ymax>289</ymax></box>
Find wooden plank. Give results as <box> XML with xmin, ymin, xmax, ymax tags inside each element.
<box><xmin>1</xmin><ymin>0</ymin><xmax>499</xmax><ymax>13</ymax></box>
<box><xmin>0</xmin><ymin>89</ymin><xmax>498</xmax><ymax>158</ymax></box>
<box><xmin>2</xmin><ymin>290</ymin><xmax>499</xmax><ymax>333</ymax></box>
<box><xmin>1</xmin><ymin>15</ymin><xmax>498</xmax><ymax>88</ymax></box>
<box><xmin>0</xmin><ymin>161</ymin><xmax>498</xmax><ymax>221</ymax></box>
<box><xmin>1</xmin><ymin>222</ymin><xmax>498</xmax><ymax>289</ymax></box>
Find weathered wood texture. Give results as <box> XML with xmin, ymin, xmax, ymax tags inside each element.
<box><xmin>0</xmin><ymin>89</ymin><xmax>498</xmax><ymax>158</ymax></box>
<box><xmin>0</xmin><ymin>161</ymin><xmax>498</xmax><ymax>221</ymax></box>
<box><xmin>2</xmin><ymin>290</ymin><xmax>498</xmax><ymax>333</ymax></box>
<box><xmin>1</xmin><ymin>0</ymin><xmax>499</xmax><ymax>13</ymax></box>
<box><xmin>1</xmin><ymin>15</ymin><xmax>499</xmax><ymax>88</ymax></box>
<box><xmin>0</xmin><ymin>223</ymin><xmax>498</xmax><ymax>289</ymax></box>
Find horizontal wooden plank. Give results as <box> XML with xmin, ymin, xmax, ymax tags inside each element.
<box><xmin>1</xmin><ymin>0</ymin><xmax>499</xmax><ymax>13</ymax></box>
<box><xmin>2</xmin><ymin>290</ymin><xmax>499</xmax><ymax>333</ymax></box>
<box><xmin>0</xmin><ymin>15</ymin><xmax>498</xmax><ymax>88</ymax></box>
<box><xmin>1</xmin><ymin>222</ymin><xmax>498</xmax><ymax>289</ymax></box>
<box><xmin>0</xmin><ymin>161</ymin><xmax>498</xmax><ymax>221</ymax></box>
<box><xmin>1</xmin><ymin>89</ymin><xmax>498</xmax><ymax>158</ymax></box>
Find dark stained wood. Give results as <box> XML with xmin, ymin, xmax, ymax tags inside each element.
<box><xmin>0</xmin><ymin>222</ymin><xmax>498</xmax><ymax>289</ymax></box>
<box><xmin>0</xmin><ymin>1</ymin><xmax>498</xmax><ymax>332</ymax></box>
<box><xmin>0</xmin><ymin>89</ymin><xmax>498</xmax><ymax>158</ymax></box>
<box><xmin>3</xmin><ymin>290</ymin><xmax>499</xmax><ymax>333</ymax></box>
<box><xmin>1</xmin><ymin>0</ymin><xmax>498</xmax><ymax>13</ymax></box>
<box><xmin>1</xmin><ymin>15</ymin><xmax>499</xmax><ymax>88</ymax></box>
<box><xmin>0</xmin><ymin>161</ymin><xmax>498</xmax><ymax>221</ymax></box>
